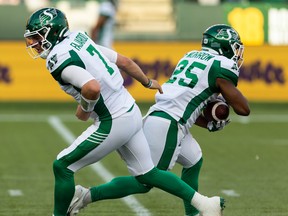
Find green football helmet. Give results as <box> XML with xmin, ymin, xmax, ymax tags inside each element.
<box><xmin>24</xmin><ymin>7</ymin><xmax>69</xmax><ymax>59</ymax></box>
<box><xmin>202</xmin><ymin>24</ymin><xmax>244</xmax><ymax>68</ymax></box>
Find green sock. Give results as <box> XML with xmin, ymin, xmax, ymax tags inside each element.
<box><xmin>136</xmin><ymin>167</ymin><xmax>195</xmax><ymax>203</ymax></box>
<box><xmin>181</xmin><ymin>158</ymin><xmax>203</xmax><ymax>216</ymax></box>
<box><xmin>53</xmin><ymin>160</ymin><xmax>75</xmax><ymax>216</ymax></box>
<box><xmin>90</xmin><ymin>176</ymin><xmax>151</xmax><ymax>202</ymax></box>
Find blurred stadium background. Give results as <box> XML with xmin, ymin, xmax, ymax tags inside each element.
<box><xmin>1</xmin><ymin>0</ymin><xmax>288</xmax><ymax>215</ymax></box>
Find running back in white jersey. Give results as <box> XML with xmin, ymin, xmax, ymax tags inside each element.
<box><xmin>150</xmin><ymin>50</ymin><xmax>239</xmax><ymax>128</ymax></box>
<box><xmin>45</xmin><ymin>31</ymin><xmax>135</xmax><ymax>121</ymax></box>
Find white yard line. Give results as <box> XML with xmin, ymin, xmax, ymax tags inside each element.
<box><xmin>8</xmin><ymin>189</ymin><xmax>23</xmax><ymax>197</ymax></box>
<box><xmin>221</xmin><ymin>189</ymin><xmax>240</xmax><ymax>197</ymax></box>
<box><xmin>271</xmin><ymin>139</ymin><xmax>288</xmax><ymax>145</ymax></box>
<box><xmin>47</xmin><ymin>116</ymin><xmax>152</xmax><ymax>216</ymax></box>
<box><xmin>232</xmin><ymin>114</ymin><xmax>288</xmax><ymax>123</ymax></box>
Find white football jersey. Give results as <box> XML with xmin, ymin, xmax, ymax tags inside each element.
<box><xmin>46</xmin><ymin>31</ymin><xmax>135</xmax><ymax>121</ymax></box>
<box><xmin>149</xmin><ymin>50</ymin><xmax>239</xmax><ymax>128</ymax></box>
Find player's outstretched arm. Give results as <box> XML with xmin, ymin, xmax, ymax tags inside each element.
<box><xmin>116</xmin><ymin>53</ymin><xmax>163</xmax><ymax>94</ymax></box>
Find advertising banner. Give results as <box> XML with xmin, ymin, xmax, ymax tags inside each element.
<box><xmin>0</xmin><ymin>42</ymin><xmax>70</xmax><ymax>101</ymax></box>
<box><xmin>0</xmin><ymin>41</ymin><xmax>287</xmax><ymax>102</ymax></box>
<box><xmin>224</xmin><ymin>3</ymin><xmax>288</xmax><ymax>45</ymax></box>
<box><xmin>117</xmin><ymin>42</ymin><xmax>288</xmax><ymax>102</ymax></box>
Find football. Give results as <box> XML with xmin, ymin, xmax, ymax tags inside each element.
<box><xmin>202</xmin><ymin>99</ymin><xmax>230</xmax><ymax>122</ymax></box>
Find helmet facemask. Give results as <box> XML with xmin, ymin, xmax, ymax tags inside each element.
<box><xmin>24</xmin><ymin>26</ymin><xmax>52</xmax><ymax>59</ymax></box>
<box><xmin>231</xmin><ymin>41</ymin><xmax>244</xmax><ymax>68</ymax></box>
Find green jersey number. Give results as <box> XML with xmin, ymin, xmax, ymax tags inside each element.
<box><xmin>86</xmin><ymin>44</ymin><xmax>114</xmax><ymax>75</ymax></box>
<box><xmin>167</xmin><ymin>60</ymin><xmax>206</xmax><ymax>88</ymax></box>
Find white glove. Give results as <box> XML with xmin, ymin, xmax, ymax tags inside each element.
<box><xmin>207</xmin><ymin>119</ymin><xmax>230</xmax><ymax>132</ymax></box>
<box><xmin>216</xmin><ymin>95</ymin><xmax>226</xmax><ymax>102</ymax></box>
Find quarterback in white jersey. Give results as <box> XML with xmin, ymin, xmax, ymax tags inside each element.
<box><xmin>24</xmin><ymin>8</ymin><xmax>226</xmax><ymax>216</ymax></box>
<box><xmin>48</xmin><ymin>31</ymin><xmax>134</xmax><ymax>122</ymax></box>
<box><xmin>143</xmin><ymin>24</ymin><xmax>250</xmax><ymax>216</ymax></box>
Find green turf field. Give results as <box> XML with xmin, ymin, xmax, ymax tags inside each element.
<box><xmin>0</xmin><ymin>102</ymin><xmax>288</xmax><ymax>216</ymax></box>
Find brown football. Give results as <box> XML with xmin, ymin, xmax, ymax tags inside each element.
<box><xmin>202</xmin><ymin>99</ymin><xmax>230</xmax><ymax>122</ymax></box>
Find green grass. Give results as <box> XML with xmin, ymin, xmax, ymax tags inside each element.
<box><xmin>0</xmin><ymin>102</ymin><xmax>288</xmax><ymax>216</ymax></box>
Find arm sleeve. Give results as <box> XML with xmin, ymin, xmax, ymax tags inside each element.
<box><xmin>96</xmin><ymin>44</ymin><xmax>118</xmax><ymax>63</ymax></box>
<box><xmin>61</xmin><ymin>65</ymin><xmax>95</xmax><ymax>89</ymax></box>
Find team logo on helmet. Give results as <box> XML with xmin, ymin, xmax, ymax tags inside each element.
<box><xmin>215</xmin><ymin>29</ymin><xmax>238</xmax><ymax>41</ymax></box>
<box><xmin>39</xmin><ymin>8</ymin><xmax>58</xmax><ymax>25</ymax></box>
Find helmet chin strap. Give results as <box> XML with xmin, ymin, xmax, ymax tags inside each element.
<box><xmin>40</xmin><ymin>49</ymin><xmax>51</xmax><ymax>59</ymax></box>
<box><xmin>218</xmin><ymin>48</ymin><xmax>223</xmax><ymax>55</ymax></box>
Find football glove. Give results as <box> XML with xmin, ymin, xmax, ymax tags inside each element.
<box><xmin>216</xmin><ymin>95</ymin><xmax>227</xmax><ymax>103</ymax></box>
<box><xmin>207</xmin><ymin>119</ymin><xmax>230</xmax><ymax>132</ymax></box>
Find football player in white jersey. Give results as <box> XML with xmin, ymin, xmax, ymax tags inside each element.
<box><xmin>24</xmin><ymin>8</ymin><xmax>225</xmax><ymax>216</ymax></box>
<box><xmin>142</xmin><ymin>24</ymin><xmax>250</xmax><ymax>216</ymax></box>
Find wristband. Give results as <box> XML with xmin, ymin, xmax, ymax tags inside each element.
<box><xmin>142</xmin><ymin>79</ymin><xmax>153</xmax><ymax>88</ymax></box>
<box><xmin>80</xmin><ymin>94</ymin><xmax>99</xmax><ymax>112</ymax></box>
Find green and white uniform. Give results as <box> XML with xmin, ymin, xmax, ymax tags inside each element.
<box><xmin>47</xmin><ymin>30</ymin><xmax>154</xmax><ymax>175</ymax></box>
<box><xmin>145</xmin><ymin>49</ymin><xmax>238</xmax><ymax>168</ymax></box>
<box><xmin>143</xmin><ymin>50</ymin><xmax>239</xmax><ymax>215</ymax></box>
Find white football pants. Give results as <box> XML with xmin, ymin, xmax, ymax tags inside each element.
<box><xmin>143</xmin><ymin>114</ymin><xmax>202</xmax><ymax>170</ymax></box>
<box><xmin>56</xmin><ymin>104</ymin><xmax>154</xmax><ymax>176</ymax></box>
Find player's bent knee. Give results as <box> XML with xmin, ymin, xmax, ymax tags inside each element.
<box><xmin>135</xmin><ymin>167</ymin><xmax>159</xmax><ymax>190</ymax></box>
<box><xmin>138</xmin><ymin>183</ymin><xmax>152</xmax><ymax>193</ymax></box>
<box><xmin>53</xmin><ymin>159</ymin><xmax>74</xmax><ymax>179</ymax></box>
<box><xmin>53</xmin><ymin>159</ymin><xmax>64</xmax><ymax>175</ymax></box>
